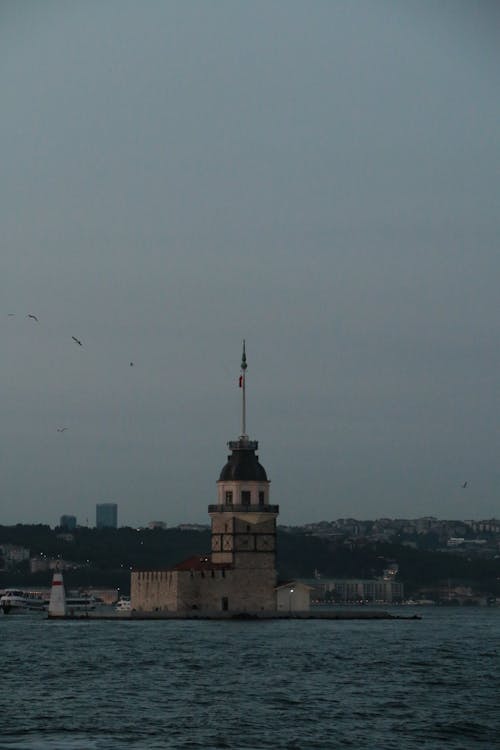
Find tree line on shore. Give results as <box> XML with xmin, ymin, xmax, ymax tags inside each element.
<box><xmin>0</xmin><ymin>524</ymin><xmax>499</xmax><ymax>597</ymax></box>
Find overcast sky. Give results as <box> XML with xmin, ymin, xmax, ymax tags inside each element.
<box><xmin>1</xmin><ymin>1</ymin><xmax>498</xmax><ymax>527</ymax></box>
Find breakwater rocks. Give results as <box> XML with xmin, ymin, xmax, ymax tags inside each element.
<box><xmin>49</xmin><ymin>609</ymin><xmax>421</xmax><ymax>621</ymax></box>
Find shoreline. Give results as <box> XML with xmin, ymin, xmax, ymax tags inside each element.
<box><xmin>47</xmin><ymin>609</ymin><xmax>422</xmax><ymax>621</ymax></box>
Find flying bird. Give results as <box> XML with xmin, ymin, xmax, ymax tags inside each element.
<box><xmin>72</xmin><ymin>336</ymin><xmax>83</xmax><ymax>346</ymax></box>
<box><xmin>8</xmin><ymin>313</ymin><xmax>15</xmax><ymax>317</ymax></box>
<box><xmin>56</xmin><ymin>427</ymin><xmax>68</xmax><ymax>432</ymax></box>
<box><xmin>462</xmin><ymin>481</ymin><xmax>468</xmax><ymax>489</ymax></box>
<box><xmin>27</xmin><ymin>314</ymin><xmax>39</xmax><ymax>322</ymax></box>
<box><xmin>130</xmin><ymin>362</ymin><xmax>134</xmax><ymax>367</ymax></box>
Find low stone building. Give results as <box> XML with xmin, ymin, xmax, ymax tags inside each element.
<box><xmin>276</xmin><ymin>582</ymin><xmax>312</xmax><ymax>612</ymax></box>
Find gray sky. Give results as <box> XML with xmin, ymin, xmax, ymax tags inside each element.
<box><xmin>1</xmin><ymin>1</ymin><xmax>498</xmax><ymax>527</ymax></box>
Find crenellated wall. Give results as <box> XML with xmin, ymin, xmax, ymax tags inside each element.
<box><xmin>131</xmin><ymin>566</ymin><xmax>277</xmax><ymax>614</ymax></box>
<box><xmin>131</xmin><ymin>570</ymin><xmax>179</xmax><ymax>612</ymax></box>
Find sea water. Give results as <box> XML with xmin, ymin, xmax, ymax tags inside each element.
<box><xmin>1</xmin><ymin>607</ymin><xmax>498</xmax><ymax>749</ymax></box>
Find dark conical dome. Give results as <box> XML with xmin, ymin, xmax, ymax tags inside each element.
<box><xmin>219</xmin><ymin>438</ymin><xmax>268</xmax><ymax>482</ymax></box>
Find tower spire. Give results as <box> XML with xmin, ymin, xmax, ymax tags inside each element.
<box><xmin>240</xmin><ymin>339</ymin><xmax>248</xmax><ymax>438</ymax></box>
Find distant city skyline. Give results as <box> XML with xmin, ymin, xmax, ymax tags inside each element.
<box><xmin>1</xmin><ymin>2</ymin><xmax>498</xmax><ymax>526</ymax></box>
<box><xmin>3</xmin><ymin>513</ymin><xmax>499</xmax><ymax>532</ymax></box>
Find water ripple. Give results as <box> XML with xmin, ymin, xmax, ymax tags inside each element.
<box><xmin>1</xmin><ymin>608</ymin><xmax>499</xmax><ymax>749</ymax></box>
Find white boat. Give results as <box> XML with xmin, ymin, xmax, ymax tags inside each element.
<box><xmin>115</xmin><ymin>596</ymin><xmax>131</xmax><ymax>612</ymax></box>
<box><xmin>0</xmin><ymin>589</ymin><xmax>47</xmax><ymax>614</ymax></box>
<box><xmin>65</xmin><ymin>594</ymin><xmax>98</xmax><ymax>614</ymax></box>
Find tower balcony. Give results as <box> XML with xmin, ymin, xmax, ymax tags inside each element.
<box><xmin>227</xmin><ymin>439</ymin><xmax>258</xmax><ymax>451</ymax></box>
<box><xmin>208</xmin><ymin>504</ymin><xmax>280</xmax><ymax>514</ymax></box>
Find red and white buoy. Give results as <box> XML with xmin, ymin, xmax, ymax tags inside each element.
<box><xmin>48</xmin><ymin>571</ymin><xmax>67</xmax><ymax>617</ymax></box>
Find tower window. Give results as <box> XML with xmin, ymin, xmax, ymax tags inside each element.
<box><xmin>241</xmin><ymin>490</ymin><xmax>251</xmax><ymax>505</ymax></box>
<box><xmin>259</xmin><ymin>491</ymin><xmax>265</xmax><ymax>505</ymax></box>
<box><xmin>225</xmin><ymin>491</ymin><xmax>233</xmax><ymax>505</ymax></box>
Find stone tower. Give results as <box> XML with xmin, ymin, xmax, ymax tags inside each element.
<box><xmin>209</xmin><ymin>342</ymin><xmax>279</xmax><ymax>609</ymax></box>
<box><xmin>131</xmin><ymin>342</ymin><xmax>280</xmax><ymax>614</ymax></box>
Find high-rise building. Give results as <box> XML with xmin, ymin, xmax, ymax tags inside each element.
<box><xmin>96</xmin><ymin>503</ymin><xmax>118</xmax><ymax>529</ymax></box>
<box><xmin>60</xmin><ymin>515</ymin><xmax>77</xmax><ymax>530</ymax></box>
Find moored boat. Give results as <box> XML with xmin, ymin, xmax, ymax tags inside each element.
<box><xmin>115</xmin><ymin>596</ymin><xmax>131</xmax><ymax>612</ymax></box>
<box><xmin>65</xmin><ymin>594</ymin><xmax>98</xmax><ymax>614</ymax></box>
<box><xmin>0</xmin><ymin>589</ymin><xmax>47</xmax><ymax>614</ymax></box>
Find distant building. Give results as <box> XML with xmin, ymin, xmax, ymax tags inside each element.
<box><xmin>30</xmin><ymin>557</ymin><xmax>80</xmax><ymax>573</ymax></box>
<box><xmin>56</xmin><ymin>532</ymin><xmax>75</xmax><ymax>543</ymax></box>
<box><xmin>175</xmin><ymin>523</ymin><xmax>209</xmax><ymax>531</ymax></box>
<box><xmin>60</xmin><ymin>515</ymin><xmax>77</xmax><ymax>530</ymax></box>
<box><xmin>96</xmin><ymin>503</ymin><xmax>118</xmax><ymax>529</ymax></box>
<box><xmin>306</xmin><ymin>578</ymin><xmax>404</xmax><ymax>604</ymax></box>
<box><xmin>148</xmin><ymin>521</ymin><xmax>167</xmax><ymax>530</ymax></box>
<box><xmin>0</xmin><ymin>544</ymin><xmax>30</xmax><ymax>570</ymax></box>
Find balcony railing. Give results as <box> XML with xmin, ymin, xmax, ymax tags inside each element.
<box><xmin>208</xmin><ymin>504</ymin><xmax>279</xmax><ymax>514</ymax></box>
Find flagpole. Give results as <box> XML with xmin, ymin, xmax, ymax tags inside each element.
<box><xmin>241</xmin><ymin>340</ymin><xmax>247</xmax><ymax>438</ymax></box>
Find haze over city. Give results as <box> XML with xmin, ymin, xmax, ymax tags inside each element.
<box><xmin>1</xmin><ymin>1</ymin><xmax>498</xmax><ymax>527</ymax></box>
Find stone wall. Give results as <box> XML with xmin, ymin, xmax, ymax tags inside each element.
<box><xmin>131</xmin><ymin>570</ymin><xmax>179</xmax><ymax>612</ymax></box>
<box><xmin>131</xmin><ymin>565</ymin><xmax>277</xmax><ymax>614</ymax></box>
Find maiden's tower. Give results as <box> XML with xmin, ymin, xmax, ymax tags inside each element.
<box><xmin>131</xmin><ymin>343</ymin><xmax>279</xmax><ymax>615</ymax></box>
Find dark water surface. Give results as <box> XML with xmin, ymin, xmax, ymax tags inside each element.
<box><xmin>1</xmin><ymin>607</ymin><xmax>499</xmax><ymax>749</ymax></box>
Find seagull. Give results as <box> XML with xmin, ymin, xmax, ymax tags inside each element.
<box><xmin>27</xmin><ymin>314</ymin><xmax>39</xmax><ymax>322</ymax></box>
<box><xmin>56</xmin><ymin>427</ymin><xmax>68</xmax><ymax>432</ymax></box>
<box><xmin>462</xmin><ymin>481</ymin><xmax>468</xmax><ymax>489</ymax></box>
<box><xmin>72</xmin><ymin>336</ymin><xmax>83</xmax><ymax>346</ymax></box>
